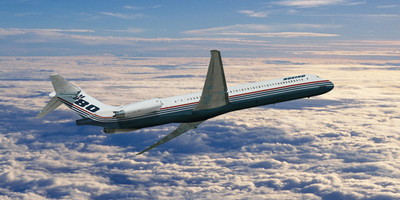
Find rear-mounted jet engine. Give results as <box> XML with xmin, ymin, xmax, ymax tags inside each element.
<box><xmin>113</xmin><ymin>98</ymin><xmax>162</xmax><ymax>118</ymax></box>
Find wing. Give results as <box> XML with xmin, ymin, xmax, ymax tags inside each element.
<box><xmin>137</xmin><ymin>50</ymin><xmax>230</xmax><ymax>155</ymax></box>
<box><xmin>136</xmin><ymin>121</ymin><xmax>204</xmax><ymax>155</ymax></box>
<box><xmin>194</xmin><ymin>50</ymin><xmax>229</xmax><ymax>110</ymax></box>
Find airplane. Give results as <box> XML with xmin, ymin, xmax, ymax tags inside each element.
<box><xmin>36</xmin><ymin>50</ymin><xmax>334</xmax><ymax>155</ymax></box>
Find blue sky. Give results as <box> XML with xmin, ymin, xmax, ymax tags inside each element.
<box><xmin>0</xmin><ymin>0</ymin><xmax>399</xmax><ymax>57</ymax></box>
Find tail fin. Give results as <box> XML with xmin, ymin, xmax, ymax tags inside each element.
<box><xmin>36</xmin><ymin>74</ymin><xmax>116</xmax><ymax>119</ymax></box>
<box><xmin>50</xmin><ymin>74</ymin><xmax>80</xmax><ymax>94</ymax></box>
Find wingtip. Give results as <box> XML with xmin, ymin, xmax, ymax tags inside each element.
<box><xmin>49</xmin><ymin>73</ymin><xmax>60</xmax><ymax>78</ymax></box>
<box><xmin>136</xmin><ymin>146</ymin><xmax>154</xmax><ymax>155</ymax></box>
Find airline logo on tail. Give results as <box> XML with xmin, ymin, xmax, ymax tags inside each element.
<box><xmin>70</xmin><ymin>94</ymin><xmax>100</xmax><ymax>113</ymax></box>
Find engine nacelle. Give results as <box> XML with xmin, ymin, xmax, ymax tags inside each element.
<box><xmin>113</xmin><ymin>98</ymin><xmax>162</xmax><ymax>118</ymax></box>
<box><xmin>103</xmin><ymin>128</ymin><xmax>139</xmax><ymax>134</ymax></box>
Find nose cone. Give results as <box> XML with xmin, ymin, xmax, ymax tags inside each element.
<box><xmin>319</xmin><ymin>80</ymin><xmax>334</xmax><ymax>93</ymax></box>
<box><xmin>326</xmin><ymin>80</ymin><xmax>334</xmax><ymax>92</ymax></box>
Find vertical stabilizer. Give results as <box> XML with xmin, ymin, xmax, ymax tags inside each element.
<box><xmin>50</xmin><ymin>74</ymin><xmax>80</xmax><ymax>94</ymax></box>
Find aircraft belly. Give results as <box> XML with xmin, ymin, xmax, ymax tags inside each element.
<box><xmin>228</xmin><ymin>83</ymin><xmax>333</xmax><ymax>111</ymax></box>
<box><xmin>117</xmin><ymin>110</ymin><xmax>194</xmax><ymax>129</ymax></box>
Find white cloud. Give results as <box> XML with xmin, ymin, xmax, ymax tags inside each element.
<box><xmin>0</xmin><ymin>28</ymin><xmax>272</xmax><ymax>51</ymax></box>
<box><xmin>100</xmin><ymin>12</ymin><xmax>144</xmax><ymax>19</ymax></box>
<box><xmin>183</xmin><ymin>24</ymin><xmax>274</xmax><ymax>35</ymax></box>
<box><xmin>183</xmin><ymin>24</ymin><xmax>272</xmax><ymax>35</ymax></box>
<box><xmin>275</xmin><ymin>0</ymin><xmax>362</xmax><ymax>8</ymax></box>
<box><xmin>124</xmin><ymin>5</ymin><xmax>161</xmax><ymax>10</ymax></box>
<box><xmin>183</xmin><ymin>24</ymin><xmax>339</xmax><ymax>38</ymax></box>
<box><xmin>376</xmin><ymin>5</ymin><xmax>397</xmax><ymax>9</ymax></box>
<box><xmin>123</xmin><ymin>5</ymin><xmax>141</xmax><ymax>10</ymax></box>
<box><xmin>219</xmin><ymin>32</ymin><xmax>339</xmax><ymax>38</ymax></box>
<box><xmin>1</xmin><ymin>26</ymin><xmax>397</xmax><ymax>58</ymax></box>
<box><xmin>293</xmin><ymin>50</ymin><xmax>400</xmax><ymax>56</ymax></box>
<box><xmin>106</xmin><ymin>27</ymin><xmax>146</xmax><ymax>34</ymax></box>
<box><xmin>238</xmin><ymin>10</ymin><xmax>269</xmax><ymax>18</ymax></box>
<box><xmin>288</xmin><ymin>24</ymin><xmax>342</xmax><ymax>29</ymax></box>
<box><xmin>0</xmin><ymin>28</ymin><xmax>94</xmax><ymax>37</ymax></box>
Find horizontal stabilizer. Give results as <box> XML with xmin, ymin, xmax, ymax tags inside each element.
<box><xmin>36</xmin><ymin>96</ymin><xmax>63</xmax><ymax>118</ymax></box>
<box><xmin>137</xmin><ymin>120</ymin><xmax>204</xmax><ymax>155</ymax></box>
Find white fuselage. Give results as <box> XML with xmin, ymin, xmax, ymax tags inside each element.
<box><xmin>159</xmin><ymin>74</ymin><xmax>320</xmax><ymax>109</ymax></box>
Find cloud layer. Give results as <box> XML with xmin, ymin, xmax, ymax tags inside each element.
<box><xmin>0</xmin><ymin>56</ymin><xmax>399</xmax><ymax>199</ymax></box>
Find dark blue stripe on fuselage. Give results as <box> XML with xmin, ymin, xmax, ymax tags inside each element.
<box><xmin>76</xmin><ymin>80</ymin><xmax>334</xmax><ymax>129</ymax></box>
<box><xmin>77</xmin><ymin>81</ymin><xmax>334</xmax><ymax>129</ymax></box>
